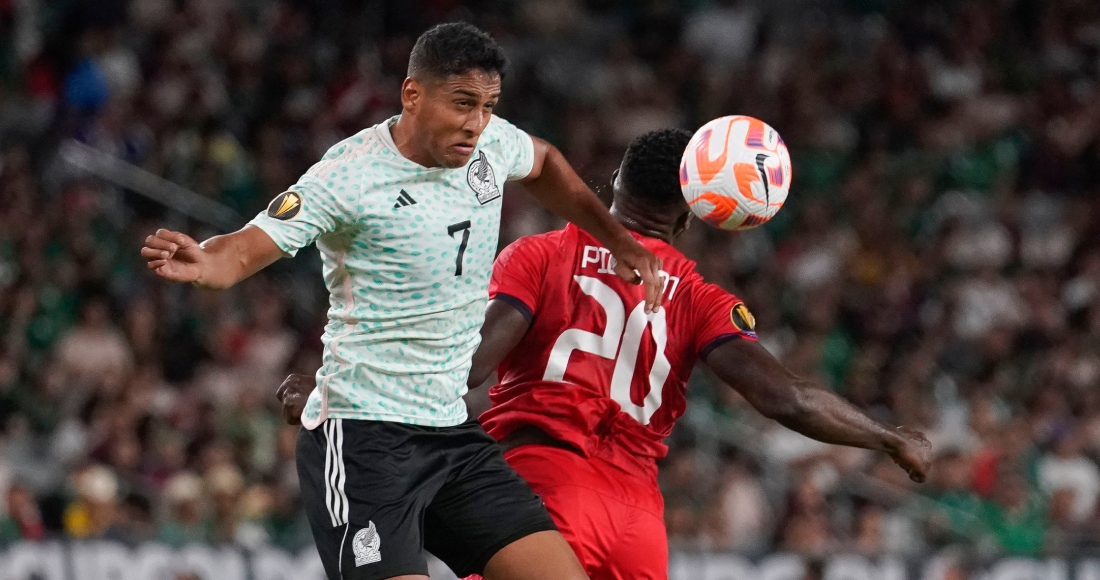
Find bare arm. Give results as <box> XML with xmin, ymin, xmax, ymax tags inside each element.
<box><xmin>521</xmin><ymin>138</ymin><xmax>663</xmax><ymax>313</ymax></box>
<box><xmin>704</xmin><ymin>339</ymin><xmax>932</xmax><ymax>482</ymax></box>
<box><xmin>140</xmin><ymin>226</ymin><xmax>285</xmax><ymax>289</ymax></box>
<box><xmin>469</xmin><ymin>299</ymin><xmax>531</xmax><ymax>388</ymax></box>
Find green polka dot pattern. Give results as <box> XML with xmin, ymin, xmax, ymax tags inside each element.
<box><xmin>249</xmin><ymin>115</ymin><xmax>535</xmax><ymax>428</ymax></box>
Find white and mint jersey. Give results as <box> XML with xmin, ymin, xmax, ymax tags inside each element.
<box><xmin>248</xmin><ymin>115</ymin><xmax>535</xmax><ymax>429</ymax></box>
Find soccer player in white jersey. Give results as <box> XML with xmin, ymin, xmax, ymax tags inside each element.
<box><xmin>140</xmin><ymin>23</ymin><xmax>662</xmax><ymax>580</ymax></box>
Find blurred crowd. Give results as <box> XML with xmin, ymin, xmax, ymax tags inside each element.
<box><xmin>1</xmin><ymin>0</ymin><xmax>1100</xmax><ymax>565</ymax></box>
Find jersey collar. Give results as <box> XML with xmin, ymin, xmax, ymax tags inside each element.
<box><xmin>376</xmin><ymin>116</ymin><xmax>446</xmax><ymax>170</ymax></box>
<box><xmin>375</xmin><ymin>116</ymin><xmax>401</xmax><ymax>154</ymax></box>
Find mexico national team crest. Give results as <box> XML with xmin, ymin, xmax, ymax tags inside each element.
<box><xmin>353</xmin><ymin>521</ymin><xmax>381</xmax><ymax>566</ymax></box>
<box><xmin>467</xmin><ymin>150</ymin><xmax>500</xmax><ymax>204</ymax></box>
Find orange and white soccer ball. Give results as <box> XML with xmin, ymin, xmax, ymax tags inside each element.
<box><xmin>680</xmin><ymin>115</ymin><xmax>792</xmax><ymax>230</ymax></box>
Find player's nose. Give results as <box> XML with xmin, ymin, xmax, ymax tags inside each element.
<box><xmin>462</xmin><ymin>110</ymin><xmax>489</xmax><ymax>136</ymax></box>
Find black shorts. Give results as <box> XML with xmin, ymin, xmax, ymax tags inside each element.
<box><xmin>296</xmin><ymin>417</ymin><xmax>557</xmax><ymax>580</ymax></box>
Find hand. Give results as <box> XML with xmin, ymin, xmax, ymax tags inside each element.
<box><xmin>888</xmin><ymin>426</ymin><xmax>933</xmax><ymax>483</ymax></box>
<box><xmin>141</xmin><ymin>229</ymin><xmax>205</xmax><ymax>284</ymax></box>
<box><xmin>610</xmin><ymin>241</ymin><xmax>664</xmax><ymax>313</ymax></box>
<box><xmin>276</xmin><ymin>373</ymin><xmax>316</xmax><ymax>425</ymax></box>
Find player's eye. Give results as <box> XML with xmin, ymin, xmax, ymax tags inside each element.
<box><xmin>455</xmin><ymin>100</ymin><xmax>473</xmax><ymax>108</ymax></box>
<box><xmin>484</xmin><ymin>102</ymin><xmax>496</xmax><ymax>110</ymax></box>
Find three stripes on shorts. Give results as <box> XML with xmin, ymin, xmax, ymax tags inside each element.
<box><xmin>324</xmin><ymin>419</ymin><xmax>350</xmax><ymax>527</ymax></box>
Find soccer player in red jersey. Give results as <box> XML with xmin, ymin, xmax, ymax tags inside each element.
<box><xmin>280</xmin><ymin>129</ymin><xmax>932</xmax><ymax>580</ymax></box>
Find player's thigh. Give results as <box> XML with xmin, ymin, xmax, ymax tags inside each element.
<box><xmin>505</xmin><ymin>446</ymin><xmax>623</xmax><ymax>574</ymax></box>
<box><xmin>454</xmin><ymin>531</ymin><xmax>586</xmax><ymax>580</ymax></box>
<box><xmin>598</xmin><ymin>508</ymin><xmax>669</xmax><ymax>580</ymax></box>
<box><xmin>297</xmin><ymin>419</ymin><xmax>442</xmax><ymax>580</ymax></box>
<box><xmin>421</xmin><ymin>424</ymin><xmax>562</xmax><ymax>578</ymax></box>
<box><xmin>482</xmin><ymin>530</ymin><xmax>588</xmax><ymax>580</ymax></box>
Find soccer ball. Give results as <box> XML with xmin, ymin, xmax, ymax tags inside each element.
<box><xmin>680</xmin><ymin>115</ymin><xmax>792</xmax><ymax>231</ymax></box>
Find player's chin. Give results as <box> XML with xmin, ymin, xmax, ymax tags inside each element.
<box><xmin>442</xmin><ymin>142</ymin><xmax>478</xmax><ymax>165</ymax></box>
<box><xmin>439</xmin><ymin>151</ymin><xmax>473</xmax><ymax>168</ymax></box>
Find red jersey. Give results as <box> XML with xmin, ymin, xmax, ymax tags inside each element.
<box><xmin>480</xmin><ymin>223</ymin><xmax>756</xmax><ymax>462</ymax></box>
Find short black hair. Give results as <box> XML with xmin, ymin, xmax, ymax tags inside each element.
<box><xmin>408</xmin><ymin>22</ymin><xmax>507</xmax><ymax>81</ymax></box>
<box><xmin>620</xmin><ymin>128</ymin><xmax>694</xmax><ymax>208</ymax></box>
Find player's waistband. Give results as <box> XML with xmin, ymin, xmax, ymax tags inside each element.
<box><xmin>482</xmin><ymin>392</ymin><xmax>669</xmax><ymax>460</ymax></box>
<box><xmin>498</xmin><ymin>424</ymin><xmax>578</xmax><ymax>455</ymax></box>
<box><xmin>497</xmin><ymin>424</ymin><xmax>661</xmax><ymax>480</ymax></box>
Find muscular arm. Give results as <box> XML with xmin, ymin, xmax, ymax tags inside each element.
<box><xmin>704</xmin><ymin>339</ymin><xmax>931</xmax><ymax>481</ymax></box>
<box><xmin>141</xmin><ymin>226</ymin><xmax>285</xmax><ymax>289</ymax></box>
<box><xmin>468</xmin><ymin>299</ymin><xmax>531</xmax><ymax>388</ymax></box>
<box><xmin>521</xmin><ymin>138</ymin><xmax>663</xmax><ymax>313</ymax></box>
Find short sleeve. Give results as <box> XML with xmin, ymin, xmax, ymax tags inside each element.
<box><xmin>248</xmin><ymin>146</ymin><xmax>356</xmax><ymax>256</ymax></box>
<box><xmin>488</xmin><ymin>115</ymin><xmax>536</xmax><ymax>181</ymax></box>
<box><xmin>690</xmin><ymin>280</ymin><xmax>759</xmax><ymax>358</ymax></box>
<box><xmin>488</xmin><ymin>235</ymin><xmax>553</xmax><ymax>321</ymax></box>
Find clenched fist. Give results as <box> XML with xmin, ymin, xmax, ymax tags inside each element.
<box><xmin>276</xmin><ymin>373</ymin><xmax>317</xmax><ymax>425</ymax></box>
<box><xmin>888</xmin><ymin>426</ymin><xmax>933</xmax><ymax>483</ymax></box>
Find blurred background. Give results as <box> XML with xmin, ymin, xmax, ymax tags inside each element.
<box><xmin>1</xmin><ymin>0</ymin><xmax>1100</xmax><ymax>578</ymax></box>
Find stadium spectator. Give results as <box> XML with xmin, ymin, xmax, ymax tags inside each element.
<box><xmin>707</xmin><ymin>452</ymin><xmax>773</xmax><ymax>552</ymax></box>
<box><xmin>1038</xmin><ymin>427</ymin><xmax>1100</xmax><ymax>525</ymax></box>
<box><xmin>0</xmin><ymin>482</ymin><xmax>45</xmax><ymax>542</ymax></box>
<box><xmin>62</xmin><ymin>464</ymin><xmax>120</xmax><ymax>540</ymax></box>
<box><xmin>977</xmin><ymin>466</ymin><xmax>1048</xmax><ymax>556</ymax></box>
<box><xmin>157</xmin><ymin>471</ymin><xmax>209</xmax><ymax>547</ymax></box>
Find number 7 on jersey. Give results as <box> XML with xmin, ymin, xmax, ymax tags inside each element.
<box><xmin>448</xmin><ymin>221</ymin><xmax>472</xmax><ymax>276</ymax></box>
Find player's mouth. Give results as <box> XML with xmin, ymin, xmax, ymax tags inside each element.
<box><xmin>451</xmin><ymin>143</ymin><xmax>476</xmax><ymax>157</ymax></box>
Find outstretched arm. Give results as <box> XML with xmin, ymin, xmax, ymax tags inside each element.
<box><xmin>141</xmin><ymin>226</ymin><xmax>285</xmax><ymax>289</ymax></box>
<box><xmin>522</xmin><ymin>138</ymin><xmax>663</xmax><ymax>313</ymax></box>
<box><xmin>704</xmin><ymin>339</ymin><xmax>932</xmax><ymax>482</ymax></box>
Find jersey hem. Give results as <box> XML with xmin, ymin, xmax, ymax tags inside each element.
<box><xmin>304</xmin><ymin>410</ymin><xmax>469</xmax><ymax>428</ymax></box>
<box><xmin>698</xmin><ymin>331</ymin><xmax>755</xmax><ymax>359</ymax></box>
<box><xmin>512</xmin><ymin>133</ymin><xmax>536</xmax><ymax>181</ymax></box>
<box><xmin>247</xmin><ymin>219</ymin><xmax>299</xmax><ymax>256</ymax></box>
<box><xmin>490</xmin><ymin>292</ymin><xmax>534</xmax><ymax>322</ymax></box>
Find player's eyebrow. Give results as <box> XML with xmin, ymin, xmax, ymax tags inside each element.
<box><xmin>451</xmin><ymin>88</ymin><xmax>501</xmax><ymax>100</ymax></box>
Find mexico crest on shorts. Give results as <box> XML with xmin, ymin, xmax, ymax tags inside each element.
<box><xmin>467</xmin><ymin>150</ymin><xmax>500</xmax><ymax>204</ymax></box>
<box><xmin>353</xmin><ymin>521</ymin><xmax>381</xmax><ymax>566</ymax></box>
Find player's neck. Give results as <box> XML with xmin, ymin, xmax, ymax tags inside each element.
<box><xmin>609</xmin><ymin>203</ymin><xmax>675</xmax><ymax>244</ymax></box>
<box><xmin>390</xmin><ymin>115</ymin><xmax>440</xmax><ymax>168</ymax></box>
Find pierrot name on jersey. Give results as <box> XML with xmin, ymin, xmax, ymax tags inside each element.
<box><xmin>480</xmin><ymin>223</ymin><xmax>758</xmax><ymax>461</ymax></box>
<box><xmin>249</xmin><ymin>115</ymin><xmax>535</xmax><ymax>429</ymax></box>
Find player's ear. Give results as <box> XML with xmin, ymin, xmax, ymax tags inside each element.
<box><xmin>673</xmin><ymin>210</ymin><xmax>692</xmax><ymax>238</ymax></box>
<box><xmin>610</xmin><ymin>168</ymin><xmax>620</xmax><ymax>189</ymax></box>
<box><xmin>401</xmin><ymin>77</ymin><xmax>421</xmax><ymax>113</ymax></box>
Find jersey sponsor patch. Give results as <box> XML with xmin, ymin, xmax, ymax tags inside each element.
<box><xmin>353</xmin><ymin>521</ymin><xmax>381</xmax><ymax>566</ymax></box>
<box><xmin>468</xmin><ymin>150</ymin><xmax>501</xmax><ymax>204</ymax></box>
<box><xmin>267</xmin><ymin>191</ymin><xmax>302</xmax><ymax>220</ymax></box>
<box><xmin>731</xmin><ymin>302</ymin><xmax>756</xmax><ymax>332</ymax></box>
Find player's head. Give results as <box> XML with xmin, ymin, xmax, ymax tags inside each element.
<box><xmin>612</xmin><ymin>128</ymin><xmax>695</xmax><ymax>237</ymax></box>
<box><xmin>400</xmin><ymin>23</ymin><xmax>507</xmax><ymax>168</ymax></box>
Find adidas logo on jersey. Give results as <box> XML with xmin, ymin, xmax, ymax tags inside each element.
<box><xmin>393</xmin><ymin>190</ymin><xmax>417</xmax><ymax>209</ymax></box>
